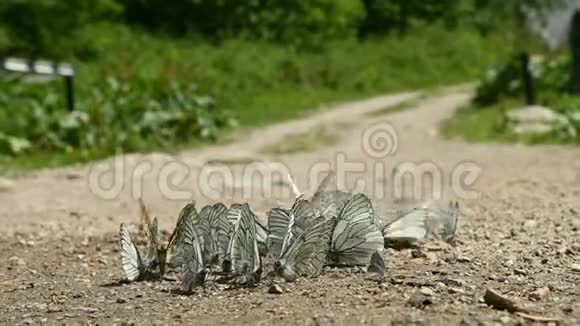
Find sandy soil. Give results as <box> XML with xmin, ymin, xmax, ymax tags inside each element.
<box><xmin>0</xmin><ymin>87</ymin><xmax>579</xmax><ymax>325</ymax></box>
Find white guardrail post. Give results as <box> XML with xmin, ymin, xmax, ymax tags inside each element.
<box><xmin>1</xmin><ymin>57</ymin><xmax>76</xmax><ymax>111</ymax></box>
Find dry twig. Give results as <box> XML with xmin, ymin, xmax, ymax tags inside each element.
<box><xmin>484</xmin><ymin>288</ymin><xmax>560</xmax><ymax>322</ymax></box>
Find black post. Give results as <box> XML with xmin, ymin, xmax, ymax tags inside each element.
<box><xmin>64</xmin><ymin>76</ymin><xmax>75</xmax><ymax>112</ymax></box>
<box><xmin>520</xmin><ymin>51</ymin><xmax>536</xmax><ymax>105</ymax></box>
<box><xmin>567</xmin><ymin>10</ymin><xmax>580</xmax><ymax>95</ymax></box>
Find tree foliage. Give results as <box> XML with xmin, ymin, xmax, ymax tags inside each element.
<box><xmin>0</xmin><ymin>0</ymin><xmax>563</xmax><ymax>58</ymax></box>
<box><xmin>0</xmin><ymin>0</ymin><xmax>121</xmax><ymax>58</ymax></box>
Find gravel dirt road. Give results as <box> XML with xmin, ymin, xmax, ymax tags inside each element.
<box><xmin>1</xmin><ymin>87</ymin><xmax>579</xmax><ymax>325</ymax></box>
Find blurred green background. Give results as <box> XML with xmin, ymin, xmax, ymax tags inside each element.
<box><xmin>0</xmin><ymin>0</ymin><xmax>573</xmax><ymax>169</ymax></box>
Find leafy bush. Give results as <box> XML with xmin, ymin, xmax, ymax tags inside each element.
<box><xmin>474</xmin><ymin>54</ymin><xmax>571</xmax><ymax>106</ymax></box>
<box><xmin>0</xmin><ymin>77</ymin><xmax>236</xmax><ymax>157</ymax></box>
<box><xmin>0</xmin><ymin>0</ymin><xmax>544</xmax><ymax>57</ymax></box>
<box><xmin>358</xmin><ymin>0</ymin><xmax>463</xmax><ymax>36</ymax></box>
<box><xmin>470</xmin><ymin>52</ymin><xmax>580</xmax><ymax>143</ymax></box>
<box><xmin>0</xmin><ymin>21</ymin><xmax>507</xmax><ymax>164</ymax></box>
<box><xmin>120</xmin><ymin>0</ymin><xmax>365</xmax><ymax>46</ymax></box>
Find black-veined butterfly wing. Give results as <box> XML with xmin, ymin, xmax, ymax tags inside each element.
<box><xmin>267</xmin><ymin>207</ymin><xmax>292</xmax><ymax>258</ymax></box>
<box><xmin>222</xmin><ymin>204</ymin><xmax>244</xmax><ymax>273</ymax></box>
<box><xmin>120</xmin><ymin>223</ymin><xmax>143</xmax><ymax>281</ymax></box>
<box><xmin>291</xmin><ymin>196</ymin><xmax>322</xmax><ymax>230</ymax></box>
<box><xmin>206</xmin><ymin>203</ymin><xmax>230</xmax><ymax>263</ymax></box>
<box><xmin>231</xmin><ymin>203</ymin><xmax>258</xmax><ymax>274</ymax></box>
<box><xmin>181</xmin><ymin>217</ymin><xmax>206</xmax><ymax>291</ymax></box>
<box><xmin>226</xmin><ymin>203</ymin><xmax>244</xmax><ymax>225</ymax></box>
<box><xmin>301</xmin><ymin>218</ymin><xmax>333</xmax><ymax>276</ymax></box>
<box><xmin>198</xmin><ymin>203</ymin><xmax>226</xmax><ymax>266</ymax></box>
<box><xmin>329</xmin><ymin>193</ymin><xmax>384</xmax><ymax>266</ymax></box>
<box><xmin>366</xmin><ymin>250</ymin><xmax>386</xmax><ymax>280</ymax></box>
<box><xmin>254</xmin><ymin>214</ymin><xmax>269</xmax><ymax>256</ymax></box>
<box><xmin>166</xmin><ymin>201</ymin><xmax>199</xmax><ymax>267</ymax></box>
<box><xmin>245</xmin><ymin>233</ymin><xmax>263</xmax><ymax>287</ymax></box>
<box><xmin>312</xmin><ymin>190</ymin><xmax>352</xmax><ymax>221</ymax></box>
<box><xmin>276</xmin><ymin>218</ymin><xmax>332</xmax><ymax>281</ymax></box>
<box><xmin>383</xmin><ymin>208</ymin><xmax>429</xmax><ymax>249</ymax></box>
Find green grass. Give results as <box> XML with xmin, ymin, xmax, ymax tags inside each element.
<box><xmin>440</xmin><ymin>100</ymin><xmax>578</xmax><ymax>145</ymax></box>
<box><xmin>0</xmin><ymin>22</ymin><xmax>513</xmax><ymax>172</ymax></box>
<box><xmin>81</xmin><ymin>23</ymin><xmax>509</xmax><ymax>126</ymax></box>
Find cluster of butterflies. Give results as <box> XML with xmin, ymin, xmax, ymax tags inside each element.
<box><xmin>119</xmin><ymin>172</ymin><xmax>459</xmax><ymax>292</ymax></box>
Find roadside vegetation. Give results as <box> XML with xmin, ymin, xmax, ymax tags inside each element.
<box><xmin>0</xmin><ymin>1</ymin><xmax>536</xmax><ymax>170</ymax></box>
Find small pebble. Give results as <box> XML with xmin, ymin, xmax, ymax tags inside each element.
<box><xmin>529</xmin><ymin>287</ymin><xmax>550</xmax><ymax>300</ymax></box>
<box><xmin>448</xmin><ymin>287</ymin><xmax>465</xmax><ymax>294</ymax></box>
<box><xmin>420</xmin><ymin>287</ymin><xmax>434</xmax><ymax>296</ymax></box>
<box><xmin>499</xmin><ymin>315</ymin><xmax>511</xmax><ymax>324</ymax></box>
<box><xmin>571</xmin><ymin>263</ymin><xmax>580</xmax><ymax>273</ymax></box>
<box><xmin>523</xmin><ymin>220</ymin><xmax>537</xmax><ymax>228</ymax></box>
<box><xmin>513</xmin><ymin>268</ymin><xmax>527</xmax><ymax>276</ymax></box>
<box><xmin>562</xmin><ymin>305</ymin><xmax>574</xmax><ymax>314</ymax></box>
<box><xmin>268</xmin><ymin>285</ymin><xmax>284</xmax><ymax>294</ymax></box>
<box><xmin>457</xmin><ymin>256</ymin><xmax>471</xmax><ymax>263</ymax></box>
<box><xmin>8</xmin><ymin>256</ymin><xmax>25</xmax><ymax>267</ymax></box>
<box><xmin>47</xmin><ymin>304</ymin><xmax>62</xmax><ymax>313</ymax></box>
<box><xmin>434</xmin><ymin>282</ymin><xmax>447</xmax><ymax>291</ymax></box>
<box><xmin>116</xmin><ymin>297</ymin><xmax>127</xmax><ymax>304</ymax></box>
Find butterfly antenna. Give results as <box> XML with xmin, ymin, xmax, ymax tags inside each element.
<box><xmin>286</xmin><ymin>173</ymin><xmax>302</xmax><ymax>198</ymax></box>
<box><xmin>138</xmin><ymin>197</ymin><xmax>152</xmax><ymax>231</ymax></box>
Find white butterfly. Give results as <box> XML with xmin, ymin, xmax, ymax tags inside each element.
<box><xmin>166</xmin><ymin>201</ymin><xmax>203</xmax><ymax>268</ymax></box>
<box><xmin>197</xmin><ymin>203</ymin><xmax>228</xmax><ymax>267</ymax></box>
<box><xmin>310</xmin><ymin>170</ymin><xmax>353</xmax><ymax>220</ymax></box>
<box><xmin>383</xmin><ymin>207</ymin><xmax>430</xmax><ymax>249</ymax></box>
<box><xmin>327</xmin><ymin>193</ymin><xmax>384</xmax><ymax>266</ymax></box>
<box><xmin>384</xmin><ymin>201</ymin><xmax>460</xmax><ymax>248</ymax></box>
<box><xmin>274</xmin><ymin>218</ymin><xmax>333</xmax><ymax>281</ymax></box>
<box><xmin>366</xmin><ymin>250</ymin><xmax>387</xmax><ymax>281</ymax></box>
<box><xmin>267</xmin><ymin>195</ymin><xmax>322</xmax><ymax>258</ymax></box>
<box><xmin>119</xmin><ymin>223</ymin><xmax>145</xmax><ymax>281</ymax></box>
<box><xmin>253</xmin><ymin>212</ymin><xmax>269</xmax><ymax>257</ymax></box>
<box><xmin>267</xmin><ymin>206</ymin><xmax>295</xmax><ymax>259</ymax></box>
<box><xmin>119</xmin><ymin>220</ymin><xmax>163</xmax><ymax>281</ymax></box>
<box><xmin>181</xmin><ymin>215</ymin><xmax>207</xmax><ymax>292</ymax></box>
<box><xmin>223</xmin><ymin>203</ymin><xmax>262</xmax><ymax>285</ymax></box>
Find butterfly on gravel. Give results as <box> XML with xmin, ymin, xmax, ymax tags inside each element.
<box><xmin>273</xmin><ymin>217</ymin><xmax>333</xmax><ymax>282</ymax></box>
<box><xmin>436</xmin><ymin>201</ymin><xmax>460</xmax><ymax>243</ymax></box>
<box><xmin>310</xmin><ymin>170</ymin><xmax>353</xmax><ymax>221</ymax></box>
<box><xmin>365</xmin><ymin>250</ymin><xmax>387</xmax><ymax>282</ymax></box>
<box><xmin>267</xmin><ymin>195</ymin><xmax>323</xmax><ymax>258</ymax></box>
<box><xmin>383</xmin><ymin>201</ymin><xmax>460</xmax><ymax>248</ymax></box>
<box><xmin>119</xmin><ymin>219</ymin><xmax>165</xmax><ymax>282</ymax></box>
<box><xmin>195</xmin><ymin>203</ymin><xmax>228</xmax><ymax>267</ymax></box>
<box><xmin>383</xmin><ymin>207</ymin><xmax>430</xmax><ymax>249</ymax></box>
<box><xmin>327</xmin><ymin>193</ymin><xmax>384</xmax><ymax>266</ymax></box>
<box><xmin>222</xmin><ymin>203</ymin><xmax>263</xmax><ymax>286</ymax></box>
<box><xmin>181</xmin><ymin>213</ymin><xmax>208</xmax><ymax>292</ymax></box>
